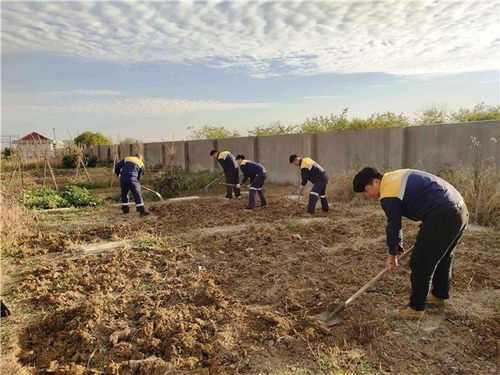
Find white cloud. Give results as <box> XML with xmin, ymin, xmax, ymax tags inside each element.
<box><xmin>1</xmin><ymin>1</ymin><xmax>498</xmax><ymax>77</ymax></box>
<box><xmin>45</xmin><ymin>89</ymin><xmax>124</xmax><ymax>96</ymax></box>
<box><xmin>14</xmin><ymin>97</ymin><xmax>272</xmax><ymax>115</ymax></box>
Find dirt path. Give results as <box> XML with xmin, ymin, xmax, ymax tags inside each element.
<box><xmin>1</xmin><ymin>194</ymin><xmax>499</xmax><ymax>374</ymax></box>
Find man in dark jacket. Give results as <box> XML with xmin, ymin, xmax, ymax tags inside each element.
<box><xmin>289</xmin><ymin>154</ymin><xmax>329</xmax><ymax>214</ymax></box>
<box><xmin>236</xmin><ymin>155</ymin><xmax>267</xmax><ymax>210</ymax></box>
<box><xmin>114</xmin><ymin>153</ymin><xmax>149</xmax><ymax>216</ymax></box>
<box><xmin>210</xmin><ymin>150</ymin><xmax>241</xmax><ymax>199</ymax></box>
<box><xmin>353</xmin><ymin>167</ymin><xmax>468</xmax><ymax>319</ymax></box>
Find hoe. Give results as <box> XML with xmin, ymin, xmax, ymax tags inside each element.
<box><xmin>142</xmin><ymin>186</ymin><xmax>164</xmax><ymax>201</ymax></box>
<box><xmin>317</xmin><ymin>247</ymin><xmax>414</xmax><ymax>326</ymax></box>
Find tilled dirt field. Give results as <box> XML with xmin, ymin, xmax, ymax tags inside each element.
<box><xmin>2</xmin><ymin>193</ymin><xmax>499</xmax><ymax>374</ymax></box>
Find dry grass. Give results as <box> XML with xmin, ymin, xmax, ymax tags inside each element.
<box><xmin>329</xmin><ymin>170</ymin><xmax>359</xmax><ymax>203</ymax></box>
<box><xmin>268</xmin><ymin>345</ymin><xmax>376</xmax><ymax>375</ymax></box>
<box><xmin>0</xmin><ymin>187</ymin><xmax>36</xmax><ymax>257</ymax></box>
<box><xmin>441</xmin><ymin>167</ymin><xmax>500</xmax><ymax>229</ymax></box>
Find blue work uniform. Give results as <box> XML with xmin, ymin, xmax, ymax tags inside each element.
<box><xmin>300</xmin><ymin>157</ymin><xmax>329</xmax><ymax>213</ymax></box>
<box><xmin>240</xmin><ymin>159</ymin><xmax>267</xmax><ymax>209</ymax></box>
<box><xmin>379</xmin><ymin>169</ymin><xmax>468</xmax><ymax>310</ymax></box>
<box><xmin>114</xmin><ymin>156</ymin><xmax>146</xmax><ymax>213</ymax></box>
<box><xmin>217</xmin><ymin>151</ymin><xmax>241</xmax><ymax>199</ymax></box>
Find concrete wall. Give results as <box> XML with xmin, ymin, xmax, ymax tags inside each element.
<box><xmin>163</xmin><ymin>141</ymin><xmax>187</xmax><ymax>169</ymax></box>
<box><xmin>97</xmin><ymin>145</ymin><xmax>110</xmax><ymax>162</ymax></box>
<box><xmin>216</xmin><ymin>136</ymin><xmax>257</xmax><ymax>161</ymax></box>
<box><xmin>144</xmin><ymin>142</ymin><xmax>163</xmax><ymax>168</ymax></box>
<box><xmin>87</xmin><ymin>121</ymin><xmax>499</xmax><ymax>180</ymax></box>
<box><xmin>258</xmin><ymin>133</ymin><xmax>315</xmax><ymax>184</ymax></box>
<box><xmin>187</xmin><ymin>139</ymin><xmax>216</xmax><ymax>172</ymax></box>
<box><xmin>118</xmin><ymin>144</ymin><xmax>132</xmax><ymax>159</ymax></box>
<box><xmin>316</xmin><ymin>127</ymin><xmax>405</xmax><ymax>174</ymax></box>
<box><xmin>89</xmin><ymin>146</ymin><xmax>99</xmax><ymax>158</ymax></box>
<box><xmin>404</xmin><ymin>120</ymin><xmax>500</xmax><ymax>172</ymax></box>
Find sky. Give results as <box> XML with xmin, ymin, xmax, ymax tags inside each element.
<box><xmin>1</xmin><ymin>0</ymin><xmax>499</xmax><ymax>143</ymax></box>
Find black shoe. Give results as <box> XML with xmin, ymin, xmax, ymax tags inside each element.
<box><xmin>122</xmin><ymin>211</ymin><xmax>129</xmax><ymax>215</ymax></box>
<box><xmin>1</xmin><ymin>300</ymin><xmax>11</xmax><ymax>317</ymax></box>
<box><xmin>139</xmin><ymin>211</ymin><xmax>151</xmax><ymax>216</ymax></box>
<box><xmin>260</xmin><ymin>203</ymin><xmax>267</xmax><ymax>208</ymax></box>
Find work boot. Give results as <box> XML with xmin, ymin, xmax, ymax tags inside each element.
<box><xmin>426</xmin><ymin>294</ymin><xmax>445</xmax><ymax>307</ymax></box>
<box><xmin>140</xmin><ymin>211</ymin><xmax>150</xmax><ymax>216</ymax></box>
<box><xmin>391</xmin><ymin>306</ymin><xmax>425</xmax><ymax>320</ymax></box>
<box><xmin>1</xmin><ymin>300</ymin><xmax>11</xmax><ymax>317</ymax></box>
<box><xmin>320</xmin><ymin>196</ymin><xmax>329</xmax><ymax>212</ymax></box>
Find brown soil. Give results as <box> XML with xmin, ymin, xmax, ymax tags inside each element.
<box><xmin>2</xmin><ymin>192</ymin><xmax>499</xmax><ymax>374</ymax></box>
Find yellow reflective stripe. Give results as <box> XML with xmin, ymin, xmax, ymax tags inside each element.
<box><xmin>240</xmin><ymin>160</ymin><xmax>248</xmax><ymax>165</ymax></box>
<box><xmin>379</xmin><ymin>169</ymin><xmax>411</xmax><ymax>200</ymax></box>
<box><xmin>218</xmin><ymin>151</ymin><xmax>230</xmax><ymax>160</ymax></box>
<box><xmin>124</xmin><ymin>156</ymin><xmax>145</xmax><ymax>168</ymax></box>
<box><xmin>300</xmin><ymin>157</ymin><xmax>314</xmax><ymax>170</ymax></box>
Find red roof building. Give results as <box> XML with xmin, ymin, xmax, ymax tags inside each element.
<box><xmin>17</xmin><ymin>132</ymin><xmax>52</xmax><ymax>142</ymax></box>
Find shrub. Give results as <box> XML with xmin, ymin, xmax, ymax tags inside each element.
<box><xmin>74</xmin><ymin>131</ymin><xmax>111</xmax><ymax>146</ymax></box>
<box><xmin>153</xmin><ymin>168</ymin><xmax>221</xmax><ymax>198</ymax></box>
<box><xmin>61</xmin><ymin>153</ymin><xmax>97</xmax><ymax>168</ymax></box>
<box><xmin>84</xmin><ymin>153</ymin><xmax>98</xmax><ymax>168</ymax></box>
<box><xmin>188</xmin><ymin>125</ymin><xmax>240</xmax><ymax>140</ymax></box>
<box><xmin>450</xmin><ymin>103</ymin><xmax>500</xmax><ymax>122</ymax></box>
<box><xmin>248</xmin><ymin>121</ymin><xmax>298</xmax><ymax>136</ymax></box>
<box><xmin>414</xmin><ymin>105</ymin><xmax>449</xmax><ymax>125</ymax></box>
<box><xmin>62</xmin><ymin>153</ymin><xmax>78</xmax><ymax>168</ymax></box>
<box><xmin>2</xmin><ymin>147</ymin><xmax>13</xmax><ymax>157</ymax></box>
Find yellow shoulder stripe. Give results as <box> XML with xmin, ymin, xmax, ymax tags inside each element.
<box><xmin>380</xmin><ymin>169</ymin><xmax>410</xmax><ymax>200</ymax></box>
<box><xmin>218</xmin><ymin>151</ymin><xmax>230</xmax><ymax>160</ymax></box>
<box><xmin>300</xmin><ymin>157</ymin><xmax>313</xmax><ymax>170</ymax></box>
<box><xmin>124</xmin><ymin>156</ymin><xmax>145</xmax><ymax>168</ymax></box>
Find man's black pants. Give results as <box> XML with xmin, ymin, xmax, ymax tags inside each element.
<box><xmin>308</xmin><ymin>173</ymin><xmax>329</xmax><ymax>214</ymax></box>
<box><xmin>409</xmin><ymin>203</ymin><xmax>469</xmax><ymax>310</ymax></box>
<box><xmin>225</xmin><ymin>168</ymin><xmax>241</xmax><ymax>199</ymax></box>
<box><xmin>120</xmin><ymin>179</ymin><xmax>145</xmax><ymax>213</ymax></box>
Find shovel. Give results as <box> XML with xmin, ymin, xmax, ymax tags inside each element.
<box><xmin>317</xmin><ymin>247</ymin><xmax>414</xmax><ymax>326</ymax></box>
<box><xmin>142</xmin><ymin>186</ymin><xmax>164</xmax><ymax>201</ymax></box>
<box><xmin>220</xmin><ymin>182</ymin><xmax>248</xmax><ymax>189</ymax></box>
<box><xmin>203</xmin><ymin>175</ymin><xmax>223</xmax><ymax>190</ymax></box>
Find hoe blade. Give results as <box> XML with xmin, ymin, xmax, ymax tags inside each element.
<box><xmin>316</xmin><ymin>302</ymin><xmax>346</xmax><ymax>327</ymax></box>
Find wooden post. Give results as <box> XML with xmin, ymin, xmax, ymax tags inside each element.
<box><xmin>47</xmin><ymin>158</ymin><xmax>58</xmax><ymax>191</ymax></box>
<box><xmin>110</xmin><ymin>146</ymin><xmax>118</xmax><ymax>187</ymax></box>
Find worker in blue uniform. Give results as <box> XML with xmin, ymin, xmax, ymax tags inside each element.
<box><xmin>353</xmin><ymin>167</ymin><xmax>468</xmax><ymax>319</ymax></box>
<box><xmin>236</xmin><ymin>155</ymin><xmax>267</xmax><ymax>210</ymax></box>
<box><xmin>210</xmin><ymin>150</ymin><xmax>241</xmax><ymax>199</ymax></box>
<box><xmin>114</xmin><ymin>153</ymin><xmax>150</xmax><ymax>216</ymax></box>
<box><xmin>289</xmin><ymin>154</ymin><xmax>329</xmax><ymax>214</ymax></box>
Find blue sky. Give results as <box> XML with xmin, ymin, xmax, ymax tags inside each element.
<box><xmin>2</xmin><ymin>1</ymin><xmax>499</xmax><ymax>142</ymax></box>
